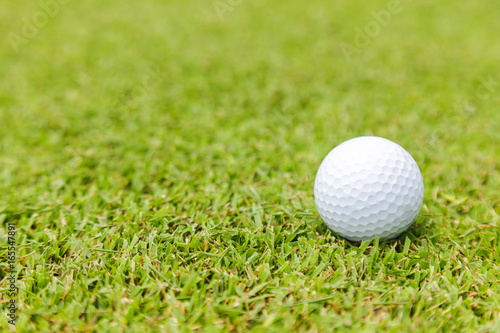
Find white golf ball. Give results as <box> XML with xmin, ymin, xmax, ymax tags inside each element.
<box><xmin>314</xmin><ymin>136</ymin><xmax>424</xmax><ymax>241</ymax></box>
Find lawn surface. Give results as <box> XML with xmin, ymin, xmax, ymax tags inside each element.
<box><xmin>1</xmin><ymin>0</ymin><xmax>500</xmax><ymax>331</ymax></box>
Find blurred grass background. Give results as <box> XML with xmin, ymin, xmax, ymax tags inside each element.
<box><xmin>0</xmin><ymin>0</ymin><xmax>499</xmax><ymax>331</ymax></box>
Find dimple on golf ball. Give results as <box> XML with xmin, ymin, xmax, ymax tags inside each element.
<box><xmin>314</xmin><ymin>136</ymin><xmax>424</xmax><ymax>241</ymax></box>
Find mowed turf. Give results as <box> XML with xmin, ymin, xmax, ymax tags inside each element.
<box><xmin>0</xmin><ymin>0</ymin><xmax>499</xmax><ymax>331</ymax></box>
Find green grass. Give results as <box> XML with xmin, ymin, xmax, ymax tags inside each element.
<box><xmin>1</xmin><ymin>0</ymin><xmax>500</xmax><ymax>331</ymax></box>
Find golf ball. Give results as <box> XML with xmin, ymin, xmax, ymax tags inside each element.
<box><xmin>314</xmin><ymin>136</ymin><xmax>424</xmax><ymax>241</ymax></box>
